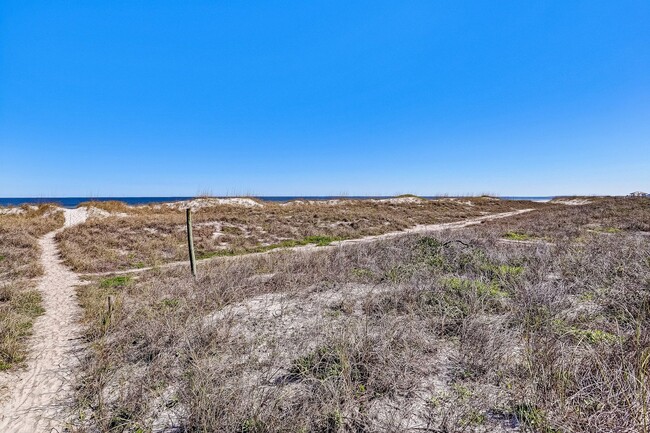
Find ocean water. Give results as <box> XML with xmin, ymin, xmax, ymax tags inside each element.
<box><xmin>0</xmin><ymin>196</ymin><xmax>556</xmax><ymax>208</ymax></box>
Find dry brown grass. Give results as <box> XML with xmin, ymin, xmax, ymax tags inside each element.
<box><xmin>482</xmin><ymin>197</ymin><xmax>650</xmax><ymax>239</ymax></box>
<box><xmin>56</xmin><ymin>197</ymin><xmax>540</xmax><ymax>273</ymax></box>
<box><xmin>70</xmin><ymin>198</ymin><xmax>650</xmax><ymax>432</ymax></box>
<box><xmin>0</xmin><ymin>204</ymin><xmax>64</xmax><ymax>370</ymax></box>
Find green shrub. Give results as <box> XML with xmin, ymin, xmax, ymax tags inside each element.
<box><xmin>504</xmin><ymin>232</ymin><xmax>533</xmax><ymax>241</ymax></box>
<box><xmin>99</xmin><ymin>275</ymin><xmax>132</xmax><ymax>288</ymax></box>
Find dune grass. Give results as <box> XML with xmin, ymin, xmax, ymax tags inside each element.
<box><xmin>56</xmin><ymin>197</ymin><xmax>541</xmax><ymax>273</ymax></box>
<box><xmin>69</xmin><ymin>198</ymin><xmax>650</xmax><ymax>432</ymax></box>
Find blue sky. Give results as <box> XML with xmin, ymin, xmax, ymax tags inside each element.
<box><xmin>1</xmin><ymin>1</ymin><xmax>648</xmax><ymax>197</ymax></box>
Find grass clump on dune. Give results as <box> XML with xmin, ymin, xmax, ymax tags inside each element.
<box><xmin>99</xmin><ymin>275</ymin><xmax>132</xmax><ymax>288</ymax></box>
<box><xmin>198</xmin><ymin>235</ymin><xmax>344</xmax><ymax>259</ymax></box>
<box><xmin>503</xmin><ymin>231</ymin><xmax>533</xmax><ymax>241</ymax></box>
<box><xmin>0</xmin><ymin>286</ymin><xmax>45</xmax><ymax>370</ymax></box>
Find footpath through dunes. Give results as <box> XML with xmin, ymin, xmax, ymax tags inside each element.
<box><xmin>83</xmin><ymin>208</ymin><xmax>534</xmax><ymax>277</ymax></box>
<box><xmin>0</xmin><ymin>208</ymin><xmax>88</xmax><ymax>433</ymax></box>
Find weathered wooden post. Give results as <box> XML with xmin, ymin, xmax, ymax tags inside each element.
<box><xmin>107</xmin><ymin>295</ymin><xmax>114</xmax><ymax>316</ymax></box>
<box><xmin>103</xmin><ymin>295</ymin><xmax>114</xmax><ymax>334</ymax></box>
<box><xmin>186</xmin><ymin>208</ymin><xmax>197</xmax><ymax>277</ymax></box>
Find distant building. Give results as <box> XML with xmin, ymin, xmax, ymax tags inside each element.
<box><xmin>628</xmin><ymin>191</ymin><xmax>649</xmax><ymax>197</ymax></box>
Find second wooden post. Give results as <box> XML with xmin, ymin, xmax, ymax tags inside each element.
<box><xmin>186</xmin><ymin>208</ymin><xmax>197</xmax><ymax>277</ymax></box>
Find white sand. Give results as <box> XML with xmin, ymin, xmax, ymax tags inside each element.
<box><xmin>280</xmin><ymin>199</ymin><xmax>350</xmax><ymax>206</ymax></box>
<box><xmin>0</xmin><ymin>208</ymin><xmax>88</xmax><ymax>433</ymax></box>
<box><xmin>0</xmin><ymin>207</ymin><xmax>26</xmax><ymax>215</ymax></box>
<box><xmin>372</xmin><ymin>196</ymin><xmax>427</xmax><ymax>204</ymax></box>
<box><xmin>0</xmin><ymin>206</ymin><xmax>39</xmax><ymax>215</ymax></box>
<box><xmin>552</xmin><ymin>198</ymin><xmax>591</xmax><ymax>206</ymax></box>
<box><xmin>434</xmin><ymin>197</ymin><xmax>476</xmax><ymax>206</ymax></box>
<box><xmin>82</xmin><ymin>206</ymin><xmax>128</xmax><ymax>219</ymax></box>
<box><xmin>164</xmin><ymin>197</ymin><xmax>263</xmax><ymax>209</ymax></box>
<box><xmin>282</xmin><ymin>197</ymin><xmax>428</xmax><ymax>206</ymax></box>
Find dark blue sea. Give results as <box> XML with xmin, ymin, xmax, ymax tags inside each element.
<box><xmin>0</xmin><ymin>196</ymin><xmax>556</xmax><ymax>208</ymax></box>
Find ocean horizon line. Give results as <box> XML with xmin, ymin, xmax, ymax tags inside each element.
<box><xmin>0</xmin><ymin>195</ymin><xmax>583</xmax><ymax>208</ymax></box>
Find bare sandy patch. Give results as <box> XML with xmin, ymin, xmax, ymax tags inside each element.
<box><xmin>372</xmin><ymin>196</ymin><xmax>428</xmax><ymax>204</ymax></box>
<box><xmin>552</xmin><ymin>198</ymin><xmax>592</xmax><ymax>206</ymax></box>
<box><xmin>164</xmin><ymin>197</ymin><xmax>263</xmax><ymax>209</ymax></box>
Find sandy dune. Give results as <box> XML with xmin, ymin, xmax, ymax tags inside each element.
<box><xmin>84</xmin><ymin>208</ymin><xmax>533</xmax><ymax>277</ymax></box>
<box><xmin>0</xmin><ymin>208</ymin><xmax>87</xmax><ymax>433</ymax></box>
<box><xmin>0</xmin><ymin>207</ymin><xmax>531</xmax><ymax>431</ymax></box>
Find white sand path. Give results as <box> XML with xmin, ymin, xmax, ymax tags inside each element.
<box><xmin>0</xmin><ymin>208</ymin><xmax>88</xmax><ymax>433</ymax></box>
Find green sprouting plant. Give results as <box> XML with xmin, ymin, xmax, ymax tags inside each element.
<box><xmin>481</xmin><ymin>263</ymin><xmax>525</xmax><ymax>279</ymax></box>
<box><xmin>159</xmin><ymin>298</ymin><xmax>179</xmax><ymax>309</ymax></box>
<box><xmin>416</xmin><ymin>236</ymin><xmax>443</xmax><ymax>253</ymax></box>
<box><xmin>441</xmin><ymin>277</ymin><xmax>509</xmax><ymax>298</ymax></box>
<box><xmin>504</xmin><ymin>232</ymin><xmax>533</xmax><ymax>241</ymax></box>
<box><xmin>463</xmin><ymin>410</ymin><xmax>486</xmax><ymax>426</ymax></box>
<box><xmin>290</xmin><ymin>346</ymin><xmax>346</xmax><ymax>381</ymax></box>
<box><xmin>197</xmin><ymin>249</ymin><xmax>236</xmax><ymax>259</ymax></box>
<box><xmin>452</xmin><ymin>383</ymin><xmax>472</xmax><ymax>401</ymax></box>
<box><xmin>384</xmin><ymin>264</ymin><xmax>417</xmax><ymax>283</ymax></box>
<box><xmin>414</xmin><ymin>236</ymin><xmax>451</xmax><ymax>269</ymax></box>
<box><xmin>350</xmin><ymin>267</ymin><xmax>374</xmax><ymax>279</ymax></box>
<box><xmin>579</xmin><ymin>291</ymin><xmax>595</xmax><ymax>301</ymax></box>
<box><xmin>495</xmin><ymin>264</ymin><xmax>524</xmax><ymax>276</ymax></box>
<box><xmin>325</xmin><ymin>410</ymin><xmax>344</xmax><ymax>430</ymax></box>
<box><xmin>570</xmin><ymin>328</ymin><xmax>620</xmax><ymax>344</ymax></box>
<box><xmin>303</xmin><ymin>235</ymin><xmax>342</xmax><ymax>246</ymax></box>
<box><xmin>553</xmin><ymin>319</ymin><xmax>620</xmax><ymax>344</ymax></box>
<box><xmin>99</xmin><ymin>275</ymin><xmax>132</xmax><ymax>288</ymax></box>
<box><xmin>595</xmin><ymin>226</ymin><xmax>621</xmax><ymax>233</ymax></box>
<box><xmin>513</xmin><ymin>404</ymin><xmax>559</xmax><ymax>433</ymax></box>
<box><xmin>240</xmin><ymin>417</ymin><xmax>265</xmax><ymax>433</ymax></box>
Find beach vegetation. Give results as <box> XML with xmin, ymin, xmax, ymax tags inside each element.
<box><xmin>503</xmin><ymin>231</ymin><xmax>533</xmax><ymax>241</ymax></box>
<box><xmin>99</xmin><ymin>275</ymin><xmax>132</xmax><ymax>288</ymax></box>
<box><xmin>57</xmin><ymin>197</ymin><xmax>650</xmax><ymax>431</ymax></box>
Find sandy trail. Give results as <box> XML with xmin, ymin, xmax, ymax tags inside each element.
<box><xmin>0</xmin><ymin>208</ymin><xmax>88</xmax><ymax>433</ymax></box>
<box><xmin>84</xmin><ymin>208</ymin><xmax>534</xmax><ymax>277</ymax></box>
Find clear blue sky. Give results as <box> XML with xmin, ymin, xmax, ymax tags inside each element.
<box><xmin>1</xmin><ymin>1</ymin><xmax>648</xmax><ymax>197</ymax></box>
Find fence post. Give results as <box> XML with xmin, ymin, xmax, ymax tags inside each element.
<box><xmin>103</xmin><ymin>295</ymin><xmax>114</xmax><ymax>334</ymax></box>
<box><xmin>186</xmin><ymin>208</ymin><xmax>197</xmax><ymax>277</ymax></box>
